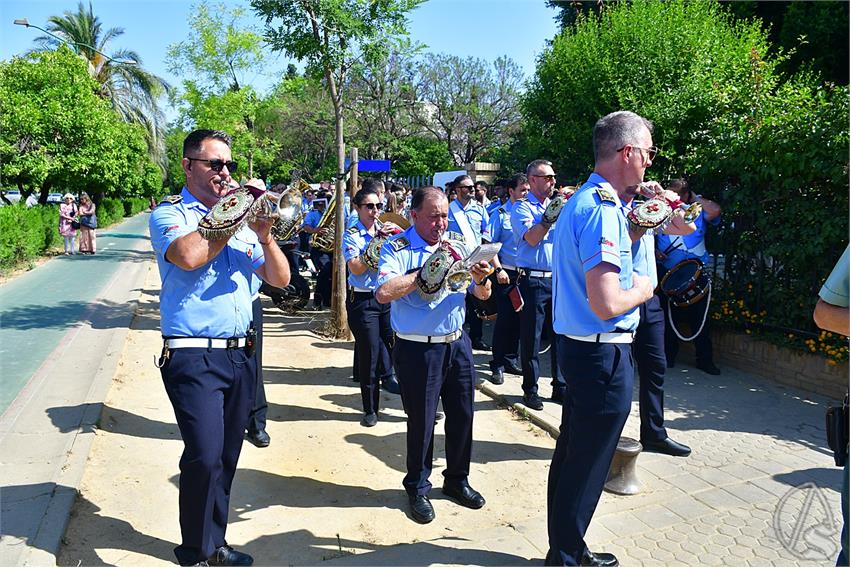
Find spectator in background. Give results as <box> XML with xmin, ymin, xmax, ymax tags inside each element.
<box><xmin>474</xmin><ymin>180</ymin><xmax>491</xmax><ymax>209</ymax></box>
<box><xmin>59</xmin><ymin>193</ymin><xmax>78</xmax><ymax>255</ymax></box>
<box><xmin>78</xmin><ymin>192</ymin><xmax>97</xmax><ymax>255</ymax></box>
<box><xmin>26</xmin><ymin>192</ymin><xmax>39</xmax><ymax>208</ymax></box>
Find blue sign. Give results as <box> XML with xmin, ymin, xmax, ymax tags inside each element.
<box><xmin>344</xmin><ymin>159</ymin><xmax>391</xmax><ymax>172</ymax></box>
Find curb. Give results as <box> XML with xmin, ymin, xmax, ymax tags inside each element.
<box><xmin>475</xmin><ymin>378</ymin><xmax>562</xmax><ymax>439</ymax></box>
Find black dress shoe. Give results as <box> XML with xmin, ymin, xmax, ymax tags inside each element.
<box><xmin>381</xmin><ymin>376</ymin><xmax>401</xmax><ymax>395</ymax></box>
<box><xmin>641</xmin><ymin>437</ymin><xmax>691</xmax><ymax>457</ymax></box>
<box><xmin>522</xmin><ymin>393</ymin><xmax>544</xmax><ymax>411</ymax></box>
<box><xmin>361</xmin><ymin>412</ymin><xmax>378</xmax><ymax>427</ymax></box>
<box><xmin>471</xmin><ymin>339</ymin><xmax>490</xmax><ymax>351</ymax></box>
<box><xmin>245</xmin><ymin>429</ymin><xmax>270</xmax><ymax>448</ymax></box>
<box><xmin>409</xmin><ymin>494</ymin><xmax>435</xmax><ymax>523</ymax></box>
<box><xmin>490</xmin><ymin>368</ymin><xmax>504</xmax><ymax>385</ymax></box>
<box><xmin>696</xmin><ymin>361</ymin><xmax>721</xmax><ymax>375</ymax></box>
<box><xmin>442</xmin><ymin>483</ymin><xmax>485</xmax><ymax>509</ymax></box>
<box><xmin>582</xmin><ymin>550</ymin><xmax>618</xmax><ymax>566</ymax></box>
<box><xmin>504</xmin><ymin>362</ymin><xmax>523</xmax><ymax>375</ymax></box>
<box><xmin>208</xmin><ymin>545</ymin><xmax>253</xmax><ymax>566</ymax></box>
<box><xmin>550</xmin><ymin>389</ymin><xmax>566</xmax><ymax>404</ymax></box>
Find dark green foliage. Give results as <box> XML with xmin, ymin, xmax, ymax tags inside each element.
<box><xmin>526</xmin><ymin>0</ymin><xmax>849</xmax><ymax>348</ymax></box>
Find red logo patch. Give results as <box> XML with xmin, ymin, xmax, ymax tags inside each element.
<box><xmin>599</xmin><ymin>237</ymin><xmax>615</xmax><ymax>247</ymax></box>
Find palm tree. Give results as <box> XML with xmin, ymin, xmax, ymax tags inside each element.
<box><xmin>32</xmin><ymin>1</ymin><xmax>171</xmax><ymax>170</ymax></box>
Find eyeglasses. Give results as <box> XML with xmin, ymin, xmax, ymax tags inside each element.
<box><xmin>359</xmin><ymin>202</ymin><xmax>384</xmax><ymax>210</ymax></box>
<box><xmin>456</xmin><ymin>184</ymin><xmax>475</xmax><ymax>190</ymax></box>
<box><xmin>530</xmin><ymin>174</ymin><xmax>557</xmax><ymax>181</ymax></box>
<box><xmin>186</xmin><ymin>157</ymin><xmax>238</xmax><ymax>173</ymax></box>
<box><xmin>617</xmin><ymin>145</ymin><xmax>658</xmax><ymax>161</ymax></box>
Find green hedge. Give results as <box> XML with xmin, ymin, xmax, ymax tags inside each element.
<box><xmin>0</xmin><ymin>198</ymin><xmax>152</xmax><ymax>272</ymax></box>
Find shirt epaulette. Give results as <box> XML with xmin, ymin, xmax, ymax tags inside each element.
<box><xmin>346</xmin><ymin>226</ymin><xmax>359</xmax><ymax>235</ymax></box>
<box><xmin>160</xmin><ymin>195</ymin><xmax>183</xmax><ymax>206</ymax></box>
<box><xmin>595</xmin><ymin>188</ymin><xmax>616</xmax><ymax>205</ymax></box>
<box><xmin>389</xmin><ymin>236</ymin><xmax>410</xmax><ymax>251</ymax></box>
<box><xmin>498</xmin><ymin>206</ymin><xmax>506</xmax><ymax>215</ymax></box>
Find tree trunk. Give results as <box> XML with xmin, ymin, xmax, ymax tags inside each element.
<box><xmin>329</xmin><ymin>93</ymin><xmax>350</xmax><ymax>339</ymax></box>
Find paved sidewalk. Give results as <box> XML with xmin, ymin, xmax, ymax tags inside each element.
<box><xmin>46</xmin><ymin>264</ymin><xmax>847</xmax><ymax>565</ymax></box>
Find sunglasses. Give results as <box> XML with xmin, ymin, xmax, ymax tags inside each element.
<box><xmin>617</xmin><ymin>145</ymin><xmax>658</xmax><ymax>161</ymax></box>
<box><xmin>530</xmin><ymin>174</ymin><xmax>557</xmax><ymax>181</ymax></box>
<box><xmin>186</xmin><ymin>157</ymin><xmax>238</xmax><ymax>173</ymax></box>
<box><xmin>456</xmin><ymin>184</ymin><xmax>475</xmax><ymax>190</ymax></box>
<box><xmin>359</xmin><ymin>202</ymin><xmax>384</xmax><ymax>210</ymax></box>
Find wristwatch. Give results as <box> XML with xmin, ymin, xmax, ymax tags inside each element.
<box><xmin>495</xmin><ymin>267</ymin><xmax>504</xmax><ymax>274</ymax></box>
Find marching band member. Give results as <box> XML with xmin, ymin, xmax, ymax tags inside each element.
<box><xmin>487</xmin><ymin>173</ymin><xmax>529</xmax><ymax>384</ymax></box>
<box><xmin>343</xmin><ymin>188</ymin><xmax>400</xmax><ymax>426</ymax></box>
<box><xmin>548</xmin><ymin>111</ymin><xmax>656</xmax><ymax>566</ymax></box>
<box><xmin>376</xmin><ymin>187</ymin><xmax>493</xmax><ymax>524</ymax></box>
<box><xmin>511</xmin><ymin>160</ymin><xmax>566</xmax><ymax>411</ymax></box>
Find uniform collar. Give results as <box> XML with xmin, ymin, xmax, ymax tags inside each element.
<box><xmin>585</xmin><ymin>173</ymin><xmax>624</xmax><ymax>208</ymax></box>
<box><xmin>406</xmin><ymin>225</ymin><xmax>440</xmax><ymax>252</ymax></box>
<box><xmin>180</xmin><ymin>187</ymin><xmax>210</xmax><ymax>214</ymax></box>
<box><xmin>355</xmin><ymin>219</ymin><xmax>377</xmax><ymax>235</ymax></box>
<box><xmin>527</xmin><ymin>191</ymin><xmax>548</xmax><ymax>208</ymax></box>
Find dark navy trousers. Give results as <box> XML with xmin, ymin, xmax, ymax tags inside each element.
<box><xmin>161</xmin><ymin>346</ymin><xmax>256</xmax><ymax>566</ymax></box>
<box><xmin>547</xmin><ymin>338</ymin><xmax>633</xmax><ymax>566</ymax></box>
<box><xmin>635</xmin><ymin>295</ymin><xmax>668</xmax><ymax>443</ymax></box>
<box><xmin>247</xmin><ymin>297</ymin><xmax>267</xmax><ymax>434</ymax></box>
<box><xmin>490</xmin><ymin>269</ymin><xmax>521</xmax><ymax>372</ymax></box>
<box><xmin>518</xmin><ymin>274</ymin><xmax>565</xmax><ymax>396</ymax></box>
<box><xmin>395</xmin><ymin>333</ymin><xmax>476</xmax><ymax>496</ymax></box>
<box><xmin>464</xmin><ymin>292</ymin><xmax>484</xmax><ymax>342</ymax></box>
<box><xmin>347</xmin><ymin>291</ymin><xmax>393</xmax><ymax>414</ymax></box>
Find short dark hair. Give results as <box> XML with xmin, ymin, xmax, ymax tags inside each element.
<box><xmin>353</xmin><ymin>188</ymin><xmax>379</xmax><ymax>206</ymax></box>
<box><xmin>474</xmin><ymin>180</ymin><xmax>488</xmax><ymax>190</ymax></box>
<box><xmin>507</xmin><ymin>173</ymin><xmax>528</xmax><ymax>190</ymax></box>
<box><xmin>411</xmin><ymin>186</ymin><xmax>446</xmax><ymax>211</ymax></box>
<box><xmin>592</xmin><ymin>111</ymin><xmax>654</xmax><ymax>162</ymax></box>
<box><xmin>526</xmin><ymin>159</ymin><xmax>553</xmax><ymax>176</ymax></box>
<box><xmin>452</xmin><ymin>174</ymin><xmax>471</xmax><ymax>186</ymax></box>
<box><xmin>183</xmin><ymin>129</ymin><xmax>232</xmax><ymax>157</ymax></box>
<box><xmin>362</xmin><ymin>178</ymin><xmax>385</xmax><ymax>193</ymax></box>
<box><xmin>668</xmin><ymin>178</ymin><xmax>688</xmax><ymax>192</ymax></box>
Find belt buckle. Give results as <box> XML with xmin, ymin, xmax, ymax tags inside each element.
<box><xmin>226</xmin><ymin>337</ymin><xmax>239</xmax><ymax>349</ymax></box>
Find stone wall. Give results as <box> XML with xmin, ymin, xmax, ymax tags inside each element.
<box><xmin>683</xmin><ymin>330</ymin><xmax>848</xmax><ymax>401</ymax></box>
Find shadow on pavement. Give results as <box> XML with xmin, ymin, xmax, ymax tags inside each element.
<box><xmin>45</xmin><ymin>404</ymin><xmax>179</xmax><ymax>440</ymax></box>
<box><xmin>0</xmin><ymin>483</ymin><xmax>174</xmax><ymax>566</ymax></box>
<box><xmin>773</xmin><ymin>467</ymin><xmax>843</xmax><ymax>491</ymax></box>
<box><xmin>2</xmin><ymin>298</ymin><xmax>137</xmax><ymax>331</ymax></box>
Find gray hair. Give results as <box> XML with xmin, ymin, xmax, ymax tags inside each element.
<box><xmin>526</xmin><ymin>159</ymin><xmax>553</xmax><ymax>176</ymax></box>
<box><xmin>592</xmin><ymin>111</ymin><xmax>654</xmax><ymax>162</ymax></box>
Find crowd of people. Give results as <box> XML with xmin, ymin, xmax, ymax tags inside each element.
<box><xmin>149</xmin><ymin>115</ymin><xmax>850</xmax><ymax>567</ymax></box>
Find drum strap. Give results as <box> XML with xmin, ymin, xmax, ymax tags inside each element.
<box><xmin>667</xmin><ymin>282</ymin><xmax>712</xmax><ymax>342</ymax></box>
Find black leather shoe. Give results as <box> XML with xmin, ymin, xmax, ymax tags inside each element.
<box><xmin>471</xmin><ymin>339</ymin><xmax>490</xmax><ymax>351</ymax></box>
<box><xmin>522</xmin><ymin>393</ymin><xmax>544</xmax><ymax>411</ymax></box>
<box><xmin>434</xmin><ymin>411</ymin><xmax>444</xmax><ymax>422</ymax></box>
<box><xmin>245</xmin><ymin>429</ymin><xmax>270</xmax><ymax>448</ymax></box>
<box><xmin>550</xmin><ymin>389</ymin><xmax>566</xmax><ymax>404</ymax></box>
<box><xmin>382</xmin><ymin>376</ymin><xmax>401</xmax><ymax>395</ymax></box>
<box><xmin>490</xmin><ymin>368</ymin><xmax>504</xmax><ymax>385</ymax></box>
<box><xmin>582</xmin><ymin>550</ymin><xmax>618</xmax><ymax>566</ymax></box>
<box><xmin>504</xmin><ymin>362</ymin><xmax>523</xmax><ymax>375</ymax></box>
<box><xmin>641</xmin><ymin>437</ymin><xmax>691</xmax><ymax>457</ymax></box>
<box><xmin>208</xmin><ymin>545</ymin><xmax>253</xmax><ymax>566</ymax></box>
<box><xmin>409</xmin><ymin>494</ymin><xmax>435</xmax><ymax>523</ymax></box>
<box><xmin>442</xmin><ymin>483</ymin><xmax>485</xmax><ymax>509</ymax></box>
<box><xmin>696</xmin><ymin>361</ymin><xmax>721</xmax><ymax>375</ymax></box>
<box><xmin>361</xmin><ymin>412</ymin><xmax>378</xmax><ymax>427</ymax></box>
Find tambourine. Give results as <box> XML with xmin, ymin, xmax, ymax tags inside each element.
<box><xmin>628</xmin><ymin>183</ymin><xmax>702</xmax><ymax>236</ymax></box>
<box><xmin>197</xmin><ymin>181</ymin><xmax>278</xmax><ymax>240</ymax></box>
<box><xmin>414</xmin><ymin>238</ymin><xmax>469</xmax><ymax>301</ymax></box>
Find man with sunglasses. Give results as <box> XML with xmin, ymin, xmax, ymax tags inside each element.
<box><xmin>511</xmin><ymin>159</ymin><xmax>566</xmax><ymax>411</ymax></box>
<box><xmin>149</xmin><ymin>129</ymin><xmax>290</xmax><ymax>566</ymax></box>
<box><xmin>448</xmin><ymin>174</ymin><xmax>491</xmax><ymax>351</ymax></box>
<box><xmin>547</xmin><ymin>111</ymin><xmax>656</xmax><ymax>566</ymax></box>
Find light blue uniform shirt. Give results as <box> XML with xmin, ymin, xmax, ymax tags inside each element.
<box><xmin>149</xmin><ymin>187</ymin><xmax>265</xmax><ymax>338</ymax></box>
<box><xmin>486</xmin><ymin>200</ymin><xmax>504</xmax><ymax>216</ymax></box>
<box><xmin>343</xmin><ymin>220</ymin><xmax>381</xmax><ymax>290</ymax></box>
<box><xmin>447</xmin><ymin>199</ymin><xmax>490</xmax><ymax>246</ymax></box>
<box><xmin>302</xmin><ymin>209</ymin><xmax>322</xmax><ymax>229</ymax></box>
<box><xmin>819</xmin><ymin>244</ymin><xmax>850</xmax><ymax>308</ymax></box>
<box><xmin>376</xmin><ymin>227</ymin><xmax>471</xmax><ymax>335</ymax></box>
<box><xmin>552</xmin><ymin>173</ymin><xmax>639</xmax><ymax>335</ymax></box>
<box><xmin>656</xmin><ymin>207</ymin><xmax>720</xmax><ymax>269</ymax></box>
<box><xmin>632</xmin><ymin>234</ymin><xmax>658</xmax><ymax>288</ymax></box>
<box><xmin>511</xmin><ymin>192</ymin><xmax>554</xmax><ymax>270</ymax></box>
<box><xmin>488</xmin><ymin>200</ymin><xmax>519</xmax><ymax>268</ymax></box>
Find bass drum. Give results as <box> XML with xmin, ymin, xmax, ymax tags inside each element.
<box><xmin>659</xmin><ymin>259</ymin><xmax>710</xmax><ymax>308</ymax></box>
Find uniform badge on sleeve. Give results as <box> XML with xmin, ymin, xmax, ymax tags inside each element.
<box><xmin>389</xmin><ymin>236</ymin><xmax>410</xmax><ymax>251</ymax></box>
<box><xmin>346</xmin><ymin>226</ymin><xmax>359</xmax><ymax>235</ymax></box>
<box><xmin>160</xmin><ymin>195</ymin><xmax>183</xmax><ymax>206</ymax></box>
<box><xmin>595</xmin><ymin>188</ymin><xmax>616</xmax><ymax>205</ymax></box>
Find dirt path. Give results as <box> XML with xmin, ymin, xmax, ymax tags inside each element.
<box><xmin>57</xmin><ymin>262</ymin><xmax>555</xmax><ymax>565</ymax></box>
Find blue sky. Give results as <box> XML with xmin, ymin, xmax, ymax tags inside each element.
<box><xmin>1</xmin><ymin>0</ymin><xmax>561</xmax><ymax>121</ymax></box>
